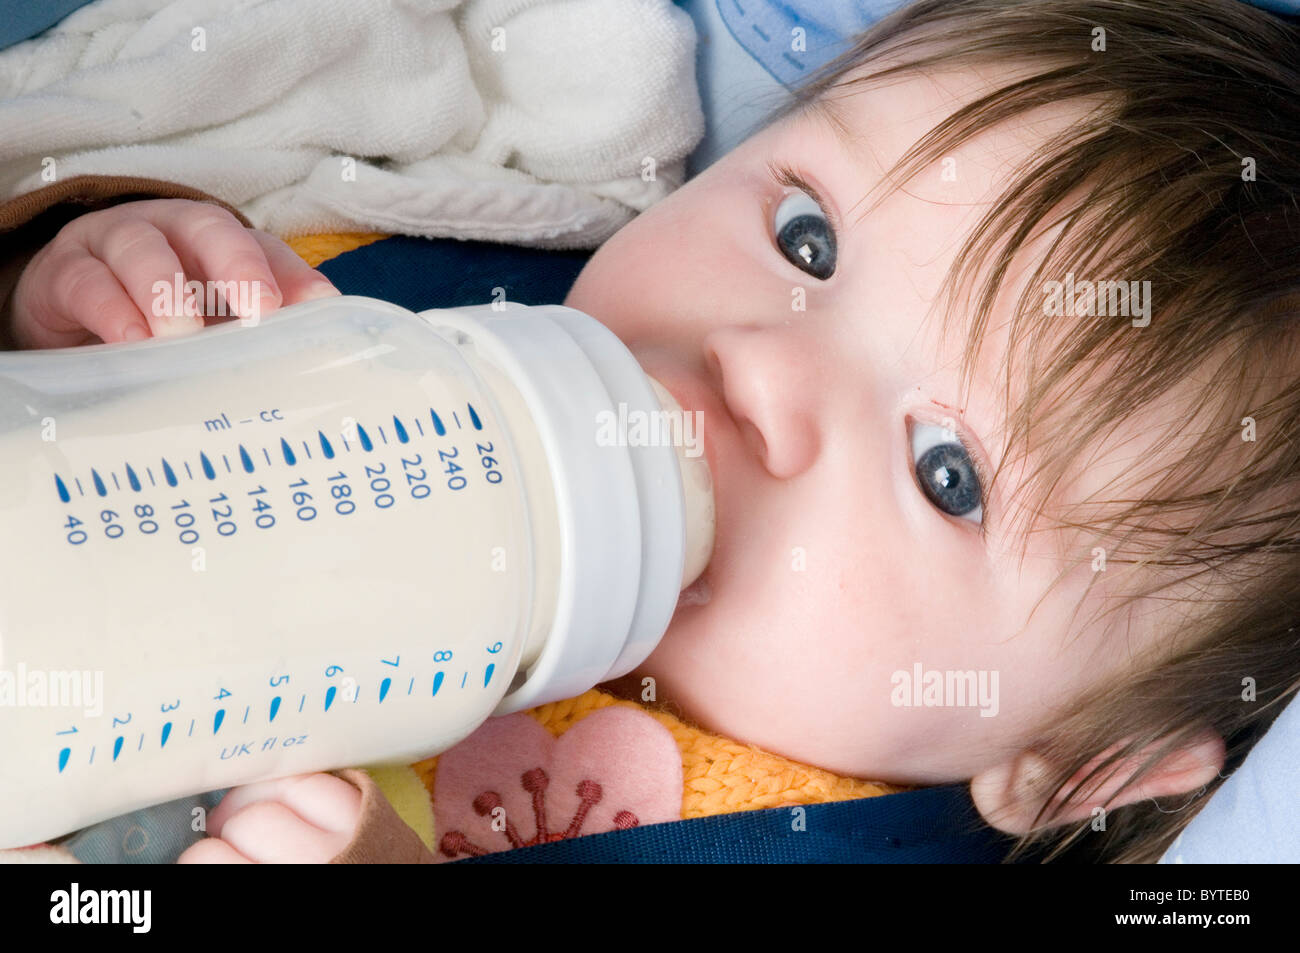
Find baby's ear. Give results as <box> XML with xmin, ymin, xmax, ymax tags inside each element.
<box><xmin>969</xmin><ymin>730</ymin><xmax>1225</xmax><ymax>835</ymax></box>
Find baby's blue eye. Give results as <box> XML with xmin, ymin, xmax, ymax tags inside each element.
<box><xmin>911</xmin><ymin>422</ymin><xmax>983</xmax><ymax>523</ymax></box>
<box><xmin>773</xmin><ymin>191</ymin><xmax>836</xmax><ymax>280</ymax></box>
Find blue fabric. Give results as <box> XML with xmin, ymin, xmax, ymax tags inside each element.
<box><xmin>452</xmin><ymin>784</ymin><xmax>1018</xmax><ymax>863</ymax></box>
<box><xmin>678</xmin><ymin>0</ymin><xmax>908</xmax><ymax>174</ymax></box>
<box><xmin>1245</xmin><ymin>0</ymin><xmax>1300</xmax><ymax>12</ymax></box>
<box><xmin>63</xmin><ymin>789</ymin><xmax>228</xmax><ymax>863</ymax></box>
<box><xmin>713</xmin><ymin>0</ymin><xmax>911</xmax><ymax>89</ymax></box>
<box><xmin>678</xmin><ymin>0</ymin><xmax>1299</xmax><ymax>173</ymax></box>
<box><xmin>1159</xmin><ymin>694</ymin><xmax>1300</xmax><ymax>863</ymax></box>
<box><xmin>0</xmin><ymin>0</ymin><xmax>96</xmax><ymax>51</ymax></box>
<box><xmin>316</xmin><ymin>235</ymin><xmax>593</xmax><ymax>310</ymax></box>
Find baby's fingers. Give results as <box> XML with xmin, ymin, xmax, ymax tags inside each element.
<box><xmin>248</xmin><ymin>229</ymin><xmax>341</xmax><ymax>316</ymax></box>
<box><xmin>211</xmin><ymin>799</ymin><xmax>354</xmax><ymax>864</ymax></box>
<box><xmin>207</xmin><ymin>773</ymin><xmax>362</xmax><ymax>841</ymax></box>
<box><xmin>80</xmin><ymin>216</ymin><xmax>204</xmax><ymax>339</ymax></box>
<box><xmin>12</xmin><ymin>247</ymin><xmax>151</xmax><ymax>349</ymax></box>
<box><xmin>152</xmin><ymin>204</ymin><xmax>281</xmax><ymax>324</ymax></box>
<box><xmin>176</xmin><ymin>837</ymin><xmax>252</xmax><ymax>864</ymax></box>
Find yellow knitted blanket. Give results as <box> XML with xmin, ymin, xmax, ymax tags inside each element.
<box><xmin>371</xmin><ymin>687</ymin><xmax>899</xmax><ymax>855</ymax></box>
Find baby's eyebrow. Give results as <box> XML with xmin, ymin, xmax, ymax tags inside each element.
<box><xmin>797</xmin><ymin>93</ymin><xmax>890</xmax><ymax>223</ymax></box>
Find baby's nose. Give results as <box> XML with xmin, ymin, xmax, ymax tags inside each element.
<box><xmin>704</xmin><ymin>326</ymin><xmax>821</xmax><ymax>480</ymax></box>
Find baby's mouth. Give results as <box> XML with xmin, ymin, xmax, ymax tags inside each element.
<box><xmin>676</xmin><ymin>571</ymin><xmax>712</xmax><ymax>608</ymax></box>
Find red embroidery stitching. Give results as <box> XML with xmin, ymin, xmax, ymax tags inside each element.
<box><xmin>438</xmin><ymin>767</ymin><xmax>639</xmax><ymax>858</ymax></box>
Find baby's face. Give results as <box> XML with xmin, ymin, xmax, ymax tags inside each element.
<box><xmin>567</xmin><ymin>64</ymin><xmax>1140</xmax><ymax>783</ymax></box>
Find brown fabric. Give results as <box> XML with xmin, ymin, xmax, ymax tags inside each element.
<box><xmin>0</xmin><ymin>175</ymin><xmax>254</xmax><ymax>350</ymax></box>
<box><xmin>327</xmin><ymin>769</ymin><xmax>437</xmax><ymax>864</ymax></box>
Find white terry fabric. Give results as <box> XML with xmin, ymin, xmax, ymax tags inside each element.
<box><xmin>0</xmin><ymin>0</ymin><xmax>703</xmax><ymax>247</ymax></box>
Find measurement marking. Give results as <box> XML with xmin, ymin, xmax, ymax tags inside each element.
<box><xmin>357</xmin><ymin>424</ymin><xmax>373</xmax><ymax>452</ymax></box>
<box><xmin>112</xmin><ymin>736</ymin><xmax>123</xmax><ymax>761</ymax></box>
<box><xmin>270</xmin><ymin>696</ymin><xmax>281</xmax><ymax>722</ymax></box>
<box><xmin>126</xmin><ymin>464</ymin><xmax>141</xmax><ymax>491</ymax></box>
<box><xmin>298</xmin><ymin>694</ymin><xmax>306</xmax><ymax>713</ymax></box>
<box><xmin>222</xmin><ymin>454</ymin><xmax>232</xmax><ymax>473</ymax></box>
<box><xmin>432</xmin><ymin>671</ymin><xmax>444</xmax><ymax>696</ymax></box>
<box><xmin>55</xmin><ymin>475</ymin><xmax>70</xmax><ymax>503</ymax></box>
<box><xmin>282</xmin><ymin>438</ymin><xmax>297</xmax><ymax>465</ymax></box>
<box><xmin>188</xmin><ymin>719</ymin><xmax>195</xmax><ymax>737</ymax></box>
<box><xmin>341</xmin><ymin>433</ymin><xmax>351</xmax><ymax>452</ymax></box>
<box><xmin>138</xmin><ymin>733</ymin><xmax>144</xmax><ymax>751</ymax></box>
<box><xmin>453</xmin><ymin>412</ymin><xmax>462</xmax><ymax>430</ymax></box>
<box><xmin>213</xmin><ymin>709</ymin><xmax>225</xmax><ymax>734</ymax></box>
<box><xmin>111</xmin><ymin>472</ymin><xmax>121</xmax><ymax>491</ymax></box>
<box><xmin>89</xmin><ymin>746</ymin><xmax>95</xmax><ymax>765</ymax></box>
<box><xmin>352</xmin><ymin>686</ymin><xmax>360</xmax><ymax>703</ymax></box>
<box><xmin>379</xmin><ymin>678</ymin><xmax>391</xmax><ymax>702</ymax></box>
<box><xmin>184</xmin><ymin>461</ymin><xmax>195</xmax><ymax>481</ymax></box>
<box><xmin>58</xmin><ymin>748</ymin><xmax>70</xmax><ymax>773</ymax></box>
<box><xmin>431</xmin><ymin>410</ymin><xmax>446</xmax><ymax>436</ymax></box>
<box><xmin>300</xmin><ymin>440</ymin><xmax>312</xmax><ymax>460</ymax></box>
<box><xmin>468</xmin><ymin>403</ymin><xmax>483</xmax><ymax>430</ymax></box>
<box><xmin>377</xmin><ymin>424</ymin><xmax>388</xmax><ymax>445</ymax></box>
<box><xmin>75</xmin><ymin>477</ymin><xmax>84</xmax><ymax>496</ymax></box>
<box><xmin>408</xmin><ymin>677</ymin><xmax>414</xmax><ymax>695</ymax></box>
<box><xmin>484</xmin><ymin>663</ymin><xmax>495</xmax><ymax>687</ymax></box>
<box><xmin>146</xmin><ymin>467</ymin><xmax>157</xmax><ymax>487</ymax></box>
<box><xmin>161</xmin><ymin>722</ymin><xmax>172</xmax><ymax>747</ymax></box>
<box><xmin>91</xmin><ymin>469</ymin><xmax>106</xmax><ymax>496</ymax></box>
<box><xmin>162</xmin><ymin>459</ymin><xmax>178</xmax><ymax>487</ymax></box>
<box><xmin>243</xmin><ymin>705</ymin><xmax>250</xmax><ymax>724</ymax></box>
<box><xmin>238</xmin><ymin>445</ymin><xmax>254</xmax><ymax>473</ymax></box>
<box><xmin>415</xmin><ymin>418</ymin><xmax>425</xmax><ymax>437</ymax></box>
<box><xmin>393</xmin><ymin>416</ymin><xmax>409</xmax><ymax>443</ymax></box>
<box><xmin>318</xmin><ymin>431</ymin><xmax>335</xmax><ymax>459</ymax></box>
<box><xmin>325</xmin><ymin>686</ymin><xmax>337</xmax><ymax>711</ymax></box>
<box><xmin>239</xmin><ymin>418</ymin><xmax>254</xmax><ymax>424</ymax></box>
<box><xmin>199</xmin><ymin>453</ymin><xmax>215</xmax><ymax>480</ymax></box>
<box><xmin>460</xmin><ymin>671</ymin><xmax>467</xmax><ymax>689</ymax></box>
<box><xmin>262</xmin><ymin>446</ymin><xmax>273</xmax><ymax>466</ymax></box>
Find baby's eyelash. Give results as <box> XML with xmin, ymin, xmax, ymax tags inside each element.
<box><xmin>766</xmin><ymin>161</ymin><xmax>839</xmax><ymax>234</ymax></box>
<box><xmin>955</xmin><ymin>424</ymin><xmax>992</xmax><ymax>539</ymax></box>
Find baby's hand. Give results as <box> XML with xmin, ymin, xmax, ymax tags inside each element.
<box><xmin>8</xmin><ymin>198</ymin><xmax>340</xmax><ymax>350</ymax></box>
<box><xmin>177</xmin><ymin>773</ymin><xmax>362</xmax><ymax>864</ymax></box>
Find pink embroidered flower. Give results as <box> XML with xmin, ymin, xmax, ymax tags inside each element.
<box><xmin>433</xmin><ymin>706</ymin><xmax>682</xmax><ymax>861</ymax></box>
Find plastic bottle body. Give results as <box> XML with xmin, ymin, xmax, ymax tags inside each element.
<box><xmin>0</xmin><ymin>298</ymin><xmax>553</xmax><ymax>848</ymax></box>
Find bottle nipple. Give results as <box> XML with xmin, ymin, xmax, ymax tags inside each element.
<box><xmin>646</xmin><ymin>377</ymin><xmax>715</xmax><ymax>590</ymax></box>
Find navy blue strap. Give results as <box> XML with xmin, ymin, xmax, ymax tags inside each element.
<box><xmin>452</xmin><ymin>785</ymin><xmax>1019</xmax><ymax>863</ymax></box>
<box><xmin>317</xmin><ymin>235</ymin><xmax>593</xmax><ymax>311</ymax></box>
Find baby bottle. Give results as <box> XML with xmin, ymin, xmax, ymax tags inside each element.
<box><xmin>0</xmin><ymin>295</ymin><xmax>714</xmax><ymax>849</ymax></box>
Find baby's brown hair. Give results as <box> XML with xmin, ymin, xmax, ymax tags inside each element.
<box><xmin>774</xmin><ymin>0</ymin><xmax>1300</xmax><ymax>861</ymax></box>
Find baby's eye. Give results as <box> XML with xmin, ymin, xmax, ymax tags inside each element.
<box><xmin>772</xmin><ymin>190</ymin><xmax>837</xmax><ymax>280</ymax></box>
<box><xmin>910</xmin><ymin>421</ymin><xmax>983</xmax><ymax>524</ymax></box>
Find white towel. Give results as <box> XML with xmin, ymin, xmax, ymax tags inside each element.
<box><xmin>0</xmin><ymin>0</ymin><xmax>704</xmax><ymax>247</ymax></box>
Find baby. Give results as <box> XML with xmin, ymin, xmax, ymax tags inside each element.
<box><xmin>4</xmin><ymin>0</ymin><xmax>1299</xmax><ymax>864</ymax></box>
